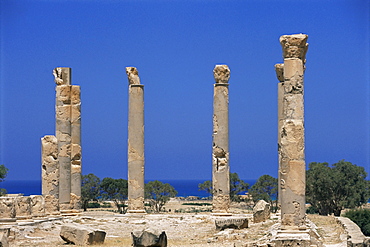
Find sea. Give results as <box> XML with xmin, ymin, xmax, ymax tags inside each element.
<box><xmin>0</xmin><ymin>179</ymin><xmax>257</xmax><ymax>197</ymax></box>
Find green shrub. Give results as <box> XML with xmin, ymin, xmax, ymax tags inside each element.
<box><xmin>87</xmin><ymin>202</ymin><xmax>101</xmax><ymax>208</ymax></box>
<box><xmin>343</xmin><ymin>209</ymin><xmax>370</xmax><ymax>236</ymax></box>
<box><xmin>101</xmin><ymin>202</ymin><xmax>112</xmax><ymax>208</ymax></box>
<box><xmin>182</xmin><ymin>202</ymin><xmax>212</xmax><ymax>206</ymax></box>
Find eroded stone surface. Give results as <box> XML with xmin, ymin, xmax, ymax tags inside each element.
<box><xmin>215</xmin><ymin>217</ymin><xmax>248</xmax><ymax>230</ymax></box>
<box><xmin>60</xmin><ymin>224</ymin><xmax>106</xmax><ymax>245</ymax></box>
<box><xmin>30</xmin><ymin>195</ymin><xmax>45</xmax><ymax>218</ymax></box>
<box><xmin>278</xmin><ymin>34</ymin><xmax>308</xmax><ymax>229</ymax></box>
<box><xmin>212</xmin><ymin>65</ymin><xmax>230</xmax><ymax>214</ymax></box>
<box><xmin>126</xmin><ymin>67</ymin><xmax>145</xmax><ymax>213</ymax></box>
<box><xmin>131</xmin><ymin>228</ymin><xmax>167</xmax><ymax>247</ymax></box>
<box><xmin>0</xmin><ymin>197</ymin><xmax>16</xmax><ymax>220</ymax></box>
<box><xmin>15</xmin><ymin>196</ymin><xmax>31</xmax><ymax>220</ymax></box>
<box><xmin>41</xmin><ymin>135</ymin><xmax>59</xmax><ymax>198</ymax></box>
<box><xmin>253</xmin><ymin>200</ymin><xmax>270</xmax><ymax>223</ymax></box>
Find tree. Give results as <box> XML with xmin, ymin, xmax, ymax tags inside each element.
<box><xmin>145</xmin><ymin>180</ymin><xmax>177</xmax><ymax>213</ymax></box>
<box><xmin>230</xmin><ymin>172</ymin><xmax>249</xmax><ymax>202</ymax></box>
<box><xmin>0</xmin><ymin>164</ymin><xmax>9</xmax><ymax>196</ymax></box>
<box><xmin>306</xmin><ymin>160</ymin><xmax>369</xmax><ymax>216</ymax></box>
<box><xmin>100</xmin><ymin>177</ymin><xmax>128</xmax><ymax>213</ymax></box>
<box><xmin>249</xmin><ymin>174</ymin><xmax>278</xmax><ymax>212</ymax></box>
<box><xmin>198</xmin><ymin>180</ymin><xmax>212</xmax><ymax>197</ymax></box>
<box><xmin>81</xmin><ymin>173</ymin><xmax>101</xmax><ymax>211</ymax></box>
<box><xmin>198</xmin><ymin>172</ymin><xmax>249</xmax><ymax>202</ymax></box>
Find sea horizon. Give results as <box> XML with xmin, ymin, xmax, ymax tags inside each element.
<box><xmin>0</xmin><ymin>179</ymin><xmax>257</xmax><ymax>197</ymax></box>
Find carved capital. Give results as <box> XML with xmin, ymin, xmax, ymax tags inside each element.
<box><xmin>274</xmin><ymin>63</ymin><xmax>284</xmax><ymax>82</ymax></box>
<box><xmin>53</xmin><ymin>67</ymin><xmax>71</xmax><ymax>85</ymax></box>
<box><xmin>126</xmin><ymin>67</ymin><xmax>141</xmax><ymax>85</ymax></box>
<box><xmin>213</xmin><ymin>65</ymin><xmax>230</xmax><ymax>84</ymax></box>
<box><xmin>280</xmin><ymin>34</ymin><xmax>308</xmax><ymax>60</ymax></box>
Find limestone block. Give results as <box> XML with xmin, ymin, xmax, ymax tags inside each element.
<box><xmin>215</xmin><ymin>217</ymin><xmax>248</xmax><ymax>230</ymax></box>
<box><xmin>41</xmin><ymin>135</ymin><xmax>59</xmax><ymax>197</ymax></box>
<box><xmin>0</xmin><ymin>231</ymin><xmax>9</xmax><ymax>247</ymax></box>
<box><xmin>253</xmin><ymin>200</ymin><xmax>270</xmax><ymax>223</ymax></box>
<box><xmin>213</xmin><ymin>65</ymin><xmax>230</xmax><ymax>84</ymax></box>
<box><xmin>30</xmin><ymin>195</ymin><xmax>45</xmax><ymax>217</ymax></box>
<box><xmin>131</xmin><ymin>228</ymin><xmax>167</xmax><ymax>247</ymax></box>
<box><xmin>15</xmin><ymin>196</ymin><xmax>31</xmax><ymax>220</ymax></box>
<box><xmin>0</xmin><ymin>197</ymin><xmax>16</xmax><ymax>221</ymax></box>
<box><xmin>126</xmin><ymin>67</ymin><xmax>141</xmax><ymax>85</ymax></box>
<box><xmin>70</xmin><ymin>193</ymin><xmax>81</xmax><ymax>210</ymax></box>
<box><xmin>60</xmin><ymin>224</ymin><xmax>106</xmax><ymax>245</ymax></box>
<box><xmin>53</xmin><ymin>67</ymin><xmax>71</xmax><ymax>86</ymax></box>
<box><xmin>44</xmin><ymin>195</ymin><xmax>59</xmax><ymax>215</ymax></box>
<box><xmin>280</xmin><ymin>34</ymin><xmax>308</xmax><ymax>60</ymax></box>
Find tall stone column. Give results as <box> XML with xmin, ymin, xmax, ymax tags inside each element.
<box><xmin>212</xmin><ymin>65</ymin><xmax>231</xmax><ymax>215</ymax></box>
<box><xmin>278</xmin><ymin>34</ymin><xmax>308</xmax><ymax>229</ymax></box>
<box><xmin>70</xmin><ymin>85</ymin><xmax>82</xmax><ymax>209</ymax></box>
<box><xmin>53</xmin><ymin>67</ymin><xmax>72</xmax><ymax>210</ymax></box>
<box><xmin>41</xmin><ymin>135</ymin><xmax>59</xmax><ymax>212</ymax></box>
<box><xmin>126</xmin><ymin>67</ymin><xmax>146</xmax><ymax>214</ymax></box>
<box><xmin>275</xmin><ymin>63</ymin><xmax>284</xmax><ymax>209</ymax></box>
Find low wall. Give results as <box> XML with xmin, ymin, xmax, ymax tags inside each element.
<box><xmin>337</xmin><ymin>217</ymin><xmax>370</xmax><ymax>247</ymax></box>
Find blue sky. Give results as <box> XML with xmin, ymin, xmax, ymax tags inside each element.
<box><xmin>1</xmin><ymin>0</ymin><xmax>369</xmax><ymax>181</ymax></box>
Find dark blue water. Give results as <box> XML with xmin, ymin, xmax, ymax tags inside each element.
<box><xmin>0</xmin><ymin>179</ymin><xmax>256</xmax><ymax>197</ymax></box>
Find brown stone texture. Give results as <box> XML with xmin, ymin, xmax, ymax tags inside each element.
<box><xmin>0</xmin><ymin>197</ymin><xmax>16</xmax><ymax>220</ymax></box>
<box><xmin>212</xmin><ymin>65</ymin><xmax>230</xmax><ymax>214</ymax></box>
<box><xmin>44</xmin><ymin>195</ymin><xmax>59</xmax><ymax>215</ymax></box>
<box><xmin>215</xmin><ymin>217</ymin><xmax>249</xmax><ymax>230</ymax></box>
<box><xmin>60</xmin><ymin>224</ymin><xmax>106</xmax><ymax>245</ymax></box>
<box><xmin>131</xmin><ymin>228</ymin><xmax>167</xmax><ymax>247</ymax></box>
<box><xmin>41</xmin><ymin>135</ymin><xmax>59</xmax><ymax>198</ymax></box>
<box><xmin>253</xmin><ymin>200</ymin><xmax>271</xmax><ymax>223</ymax></box>
<box><xmin>126</xmin><ymin>67</ymin><xmax>145</xmax><ymax>213</ymax></box>
<box><xmin>278</xmin><ymin>34</ymin><xmax>308</xmax><ymax>228</ymax></box>
<box><xmin>30</xmin><ymin>195</ymin><xmax>46</xmax><ymax>217</ymax></box>
<box><xmin>15</xmin><ymin>196</ymin><xmax>32</xmax><ymax>220</ymax></box>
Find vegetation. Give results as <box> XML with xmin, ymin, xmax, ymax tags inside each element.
<box><xmin>100</xmin><ymin>177</ymin><xmax>128</xmax><ymax>214</ymax></box>
<box><xmin>344</xmin><ymin>209</ymin><xmax>370</xmax><ymax>236</ymax></box>
<box><xmin>0</xmin><ymin>164</ymin><xmax>9</xmax><ymax>196</ymax></box>
<box><xmin>198</xmin><ymin>172</ymin><xmax>249</xmax><ymax>202</ymax></box>
<box><xmin>306</xmin><ymin>160</ymin><xmax>369</xmax><ymax>216</ymax></box>
<box><xmin>145</xmin><ymin>180</ymin><xmax>177</xmax><ymax>212</ymax></box>
<box><xmin>182</xmin><ymin>202</ymin><xmax>212</xmax><ymax>206</ymax></box>
<box><xmin>249</xmin><ymin>174</ymin><xmax>278</xmax><ymax>212</ymax></box>
<box><xmin>81</xmin><ymin>173</ymin><xmax>101</xmax><ymax>211</ymax></box>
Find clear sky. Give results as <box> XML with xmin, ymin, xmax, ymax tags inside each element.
<box><xmin>1</xmin><ymin>0</ymin><xmax>369</xmax><ymax>181</ymax></box>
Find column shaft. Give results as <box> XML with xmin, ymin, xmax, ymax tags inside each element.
<box><xmin>41</xmin><ymin>135</ymin><xmax>59</xmax><ymax>198</ymax></box>
<box><xmin>212</xmin><ymin>65</ymin><xmax>230</xmax><ymax>214</ymax></box>
<box><xmin>126</xmin><ymin>67</ymin><xmax>145</xmax><ymax>213</ymax></box>
<box><xmin>279</xmin><ymin>34</ymin><xmax>308</xmax><ymax>228</ymax></box>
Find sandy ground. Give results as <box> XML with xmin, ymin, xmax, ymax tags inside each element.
<box><xmin>3</xmin><ymin>200</ymin><xmax>348</xmax><ymax>247</ymax></box>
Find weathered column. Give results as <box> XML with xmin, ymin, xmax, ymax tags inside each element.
<box><xmin>126</xmin><ymin>67</ymin><xmax>146</xmax><ymax>214</ymax></box>
<box><xmin>278</xmin><ymin>34</ymin><xmax>308</xmax><ymax>229</ymax></box>
<box><xmin>275</xmin><ymin>63</ymin><xmax>284</xmax><ymax>209</ymax></box>
<box><xmin>212</xmin><ymin>65</ymin><xmax>231</xmax><ymax>215</ymax></box>
<box><xmin>41</xmin><ymin>135</ymin><xmax>59</xmax><ymax>213</ymax></box>
<box><xmin>70</xmin><ymin>85</ymin><xmax>82</xmax><ymax>209</ymax></box>
<box><xmin>53</xmin><ymin>67</ymin><xmax>72</xmax><ymax>210</ymax></box>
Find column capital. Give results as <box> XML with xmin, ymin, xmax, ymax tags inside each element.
<box><xmin>213</xmin><ymin>65</ymin><xmax>230</xmax><ymax>84</ymax></box>
<box><xmin>53</xmin><ymin>67</ymin><xmax>71</xmax><ymax>85</ymax></box>
<box><xmin>279</xmin><ymin>34</ymin><xmax>308</xmax><ymax>60</ymax></box>
<box><xmin>274</xmin><ymin>63</ymin><xmax>284</xmax><ymax>82</ymax></box>
<box><xmin>126</xmin><ymin>67</ymin><xmax>141</xmax><ymax>85</ymax></box>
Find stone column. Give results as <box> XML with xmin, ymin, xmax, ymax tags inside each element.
<box><xmin>70</xmin><ymin>85</ymin><xmax>82</xmax><ymax>209</ymax></box>
<box><xmin>275</xmin><ymin>63</ymin><xmax>284</xmax><ymax>209</ymax></box>
<box><xmin>278</xmin><ymin>34</ymin><xmax>308</xmax><ymax>229</ymax></box>
<box><xmin>53</xmin><ymin>67</ymin><xmax>72</xmax><ymax>210</ymax></box>
<box><xmin>126</xmin><ymin>67</ymin><xmax>146</xmax><ymax>214</ymax></box>
<box><xmin>41</xmin><ymin>135</ymin><xmax>59</xmax><ymax>212</ymax></box>
<box><xmin>212</xmin><ymin>65</ymin><xmax>231</xmax><ymax>215</ymax></box>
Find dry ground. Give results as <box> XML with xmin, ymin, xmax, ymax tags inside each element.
<box><xmin>5</xmin><ymin>200</ymin><xmax>347</xmax><ymax>247</ymax></box>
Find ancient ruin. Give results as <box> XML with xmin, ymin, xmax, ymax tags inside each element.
<box><xmin>212</xmin><ymin>65</ymin><xmax>231</xmax><ymax>215</ymax></box>
<box><xmin>126</xmin><ymin>67</ymin><xmax>146</xmax><ymax>214</ymax></box>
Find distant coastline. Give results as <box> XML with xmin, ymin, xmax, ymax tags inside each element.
<box><xmin>0</xmin><ymin>179</ymin><xmax>257</xmax><ymax>197</ymax></box>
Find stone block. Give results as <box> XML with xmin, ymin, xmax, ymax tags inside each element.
<box><xmin>0</xmin><ymin>231</ymin><xmax>9</xmax><ymax>247</ymax></box>
<box><xmin>44</xmin><ymin>195</ymin><xmax>59</xmax><ymax>215</ymax></box>
<box><xmin>215</xmin><ymin>217</ymin><xmax>248</xmax><ymax>230</ymax></box>
<box><xmin>30</xmin><ymin>195</ymin><xmax>45</xmax><ymax>218</ymax></box>
<box><xmin>15</xmin><ymin>196</ymin><xmax>32</xmax><ymax>220</ymax></box>
<box><xmin>131</xmin><ymin>228</ymin><xmax>167</xmax><ymax>247</ymax></box>
<box><xmin>0</xmin><ymin>197</ymin><xmax>16</xmax><ymax>222</ymax></box>
<box><xmin>253</xmin><ymin>200</ymin><xmax>270</xmax><ymax>223</ymax></box>
<box><xmin>60</xmin><ymin>224</ymin><xmax>106</xmax><ymax>245</ymax></box>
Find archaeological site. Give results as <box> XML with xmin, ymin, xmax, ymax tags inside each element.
<box><xmin>0</xmin><ymin>33</ymin><xmax>369</xmax><ymax>247</ymax></box>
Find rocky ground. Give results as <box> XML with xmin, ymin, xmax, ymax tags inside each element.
<box><xmin>4</xmin><ymin>200</ymin><xmax>348</xmax><ymax>247</ymax></box>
